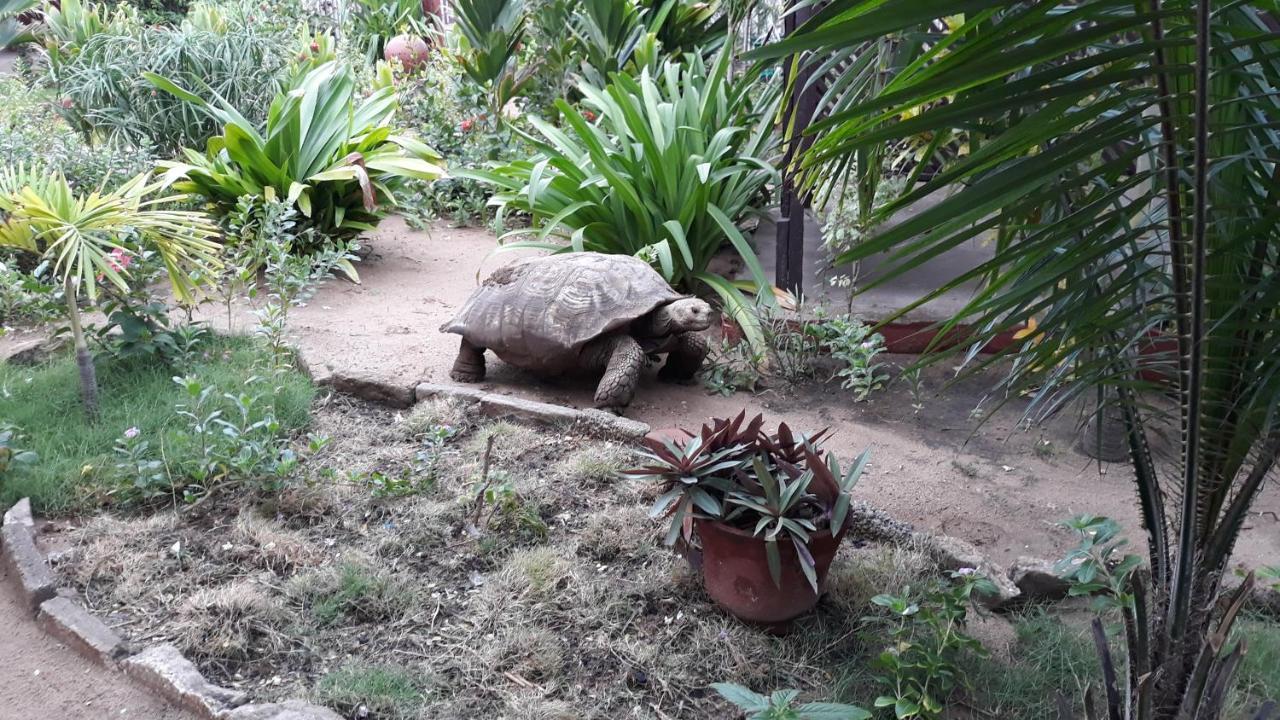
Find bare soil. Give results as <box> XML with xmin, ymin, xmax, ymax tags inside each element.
<box><xmin>182</xmin><ymin>217</ymin><xmax>1279</xmax><ymax>571</ymax></box>
<box><xmin>0</xmin><ymin>564</ymin><xmax>195</xmax><ymax>720</ymax></box>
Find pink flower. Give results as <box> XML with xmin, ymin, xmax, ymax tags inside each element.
<box><xmin>460</xmin><ymin>118</ymin><xmax>475</xmax><ymax>132</ymax></box>
<box><xmin>123</xmin><ymin>427</ymin><xmax>140</xmax><ymax>439</ymax></box>
<box><xmin>106</xmin><ymin>248</ymin><xmax>133</xmax><ymax>273</ymax></box>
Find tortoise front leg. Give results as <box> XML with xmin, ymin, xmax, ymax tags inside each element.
<box><xmin>589</xmin><ymin>335</ymin><xmax>645</xmax><ymax>412</ymax></box>
<box><xmin>450</xmin><ymin>338</ymin><xmax>486</xmax><ymax>383</ymax></box>
<box><xmin>658</xmin><ymin>331</ymin><xmax>709</xmax><ymax>383</ymax></box>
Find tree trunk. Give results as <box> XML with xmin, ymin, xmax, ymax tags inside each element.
<box><xmin>64</xmin><ymin>280</ymin><xmax>99</xmax><ymax>421</ymax></box>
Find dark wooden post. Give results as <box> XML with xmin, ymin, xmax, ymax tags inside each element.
<box><xmin>775</xmin><ymin>1</ymin><xmax>819</xmax><ymax>297</ymax></box>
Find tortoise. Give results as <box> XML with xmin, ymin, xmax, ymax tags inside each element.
<box><xmin>440</xmin><ymin>252</ymin><xmax>713</xmax><ymax>411</ymax></box>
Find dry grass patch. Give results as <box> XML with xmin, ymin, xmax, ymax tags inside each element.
<box><xmin>175</xmin><ymin>577</ymin><xmax>290</xmax><ymax>670</ymax></box>
<box><xmin>54</xmin><ymin>400</ymin><xmax>940</xmax><ymax>718</ymax></box>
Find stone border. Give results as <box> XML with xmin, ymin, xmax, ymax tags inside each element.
<box><xmin>414</xmin><ymin>382</ymin><xmax>651</xmax><ymax>440</ymax></box>
<box><xmin>1</xmin><ymin>499</ymin><xmax>341</xmax><ymax>720</ymax></box>
<box><xmin>297</xmin><ymin>344</ymin><xmax>652</xmax><ymax>440</ymax></box>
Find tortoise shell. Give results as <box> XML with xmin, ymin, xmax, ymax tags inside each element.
<box><xmin>440</xmin><ymin>252</ymin><xmax>686</xmax><ymax>373</ymax></box>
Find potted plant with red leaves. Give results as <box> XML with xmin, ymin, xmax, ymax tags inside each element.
<box><xmin>629</xmin><ymin>412</ymin><xmax>867</xmax><ymax>624</ymax></box>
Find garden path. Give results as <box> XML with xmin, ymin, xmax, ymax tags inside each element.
<box><xmin>0</xmin><ymin>562</ymin><xmax>196</xmax><ymax>719</ymax></box>
<box><xmin>196</xmin><ymin>217</ymin><xmax>1280</xmax><ymax>572</ymax></box>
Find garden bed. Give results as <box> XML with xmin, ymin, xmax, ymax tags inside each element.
<box><xmin>40</xmin><ymin>397</ymin><xmax>1280</xmax><ymax>718</ymax></box>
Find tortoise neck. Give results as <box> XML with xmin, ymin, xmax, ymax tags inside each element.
<box><xmin>635</xmin><ymin>307</ymin><xmax>674</xmax><ymax>338</ymax></box>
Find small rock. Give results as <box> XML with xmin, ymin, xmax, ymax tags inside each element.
<box><xmin>1008</xmin><ymin>556</ymin><xmax>1070</xmax><ymax>602</ymax></box>
<box><xmin>967</xmin><ymin>614</ymin><xmax>1017</xmax><ymax>663</ymax></box>
<box><xmin>926</xmin><ymin>533</ymin><xmax>1022</xmax><ymax>610</ymax></box>
<box><xmin>3</xmin><ymin>336</ymin><xmax>65</xmax><ymax>366</ymax></box>
<box><xmin>124</xmin><ymin>644</ymin><xmax>247</xmax><ymax>718</ymax></box>
<box><xmin>1</xmin><ymin>522</ymin><xmax>57</xmax><ymax>612</ymax></box>
<box><xmin>37</xmin><ymin>596</ymin><xmax>130</xmax><ymax>664</ymax></box>
<box><xmin>323</xmin><ymin>372</ymin><xmax>414</xmax><ymax>409</ymax></box>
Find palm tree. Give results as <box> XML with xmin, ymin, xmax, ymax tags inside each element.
<box><xmin>753</xmin><ymin>2</ymin><xmax>1278</xmax><ymax>718</ymax></box>
<box><xmin>0</xmin><ymin>168</ymin><xmax>221</xmax><ymax>419</ymax></box>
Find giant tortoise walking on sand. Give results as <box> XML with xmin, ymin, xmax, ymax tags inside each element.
<box><xmin>440</xmin><ymin>252</ymin><xmax>713</xmax><ymax>411</ymax></box>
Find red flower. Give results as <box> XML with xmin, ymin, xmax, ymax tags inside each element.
<box><xmin>582</xmin><ymin>110</ymin><xmax>597</xmax><ymax>122</ymax></box>
<box><xmin>460</xmin><ymin>118</ymin><xmax>474</xmax><ymax>132</ymax></box>
<box><xmin>310</xmin><ymin>41</ymin><xmax>319</xmax><ymax>53</ymax></box>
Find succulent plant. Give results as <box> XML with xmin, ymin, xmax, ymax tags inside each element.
<box><xmin>626</xmin><ymin>411</ymin><xmax>869</xmax><ymax>590</ymax></box>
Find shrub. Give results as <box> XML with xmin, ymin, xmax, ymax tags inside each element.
<box><xmin>350</xmin><ymin>0</ymin><xmax>425</xmax><ymax>64</ymax></box>
<box><xmin>0</xmin><ymin>0</ymin><xmax>37</xmax><ymax>49</ymax></box>
<box><xmin>152</xmin><ymin>60</ymin><xmax>446</xmax><ymax>251</ymax></box>
<box><xmin>397</xmin><ymin>51</ymin><xmax>525</xmax><ymax>226</ymax></box>
<box><xmin>47</xmin><ymin>4</ymin><xmax>289</xmax><ymax>153</ymax></box>
<box><xmin>115</xmin><ymin>0</ymin><xmax>192</xmax><ymax>24</ymax></box>
<box><xmin>469</xmin><ymin>50</ymin><xmax>779</xmax><ymax>346</ymax></box>
<box><xmin>0</xmin><ymin>76</ymin><xmax>154</xmax><ymax>193</ymax></box>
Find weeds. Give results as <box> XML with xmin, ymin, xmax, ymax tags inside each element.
<box><xmin>699</xmin><ymin>302</ymin><xmax>886</xmax><ymax>401</ymax></box>
<box><xmin>315</xmin><ymin>663</ymin><xmax>426</xmax><ymax>720</ymax></box>
<box><xmin>869</xmin><ymin>570</ymin><xmax>997</xmax><ymax>719</ymax></box>
<box><xmin>299</xmin><ymin>560</ymin><xmax>417</xmax><ymax>626</ymax></box>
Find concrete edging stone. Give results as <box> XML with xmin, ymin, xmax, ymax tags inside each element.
<box><xmin>415</xmin><ymin>382</ymin><xmax>651</xmax><ymax>440</ymax></box>
<box><xmin>2</xmin><ymin>498</ymin><xmax>341</xmax><ymax>720</ymax></box>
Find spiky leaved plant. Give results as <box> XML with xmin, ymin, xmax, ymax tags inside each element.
<box><xmin>753</xmin><ymin>2</ymin><xmax>1279</xmax><ymax>717</ymax></box>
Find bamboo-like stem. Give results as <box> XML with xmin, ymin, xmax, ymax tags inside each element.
<box><xmin>64</xmin><ymin>277</ymin><xmax>99</xmax><ymax>421</ymax></box>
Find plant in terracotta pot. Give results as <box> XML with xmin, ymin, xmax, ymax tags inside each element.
<box><xmin>629</xmin><ymin>412</ymin><xmax>867</xmax><ymax>624</ymax></box>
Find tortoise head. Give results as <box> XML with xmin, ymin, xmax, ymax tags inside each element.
<box><xmin>658</xmin><ymin>297</ymin><xmax>714</xmax><ymax>334</ymax></box>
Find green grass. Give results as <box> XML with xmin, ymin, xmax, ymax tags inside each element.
<box><xmin>1230</xmin><ymin>617</ymin><xmax>1280</xmax><ymax>719</ymax></box>
<box><xmin>301</xmin><ymin>561</ymin><xmax>417</xmax><ymax>626</ymax></box>
<box><xmin>966</xmin><ymin>610</ymin><xmax>1100</xmax><ymax>718</ymax></box>
<box><xmin>966</xmin><ymin>610</ymin><xmax>1279</xmax><ymax>719</ymax></box>
<box><xmin>315</xmin><ymin>663</ymin><xmax>426</xmax><ymax>719</ymax></box>
<box><xmin>0</xmin><ymin>336</ymin><xmax>313</xmax><ymax>513</ymax></box>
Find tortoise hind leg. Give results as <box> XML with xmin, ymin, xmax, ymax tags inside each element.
<box><xmin>450</xmin><ymin>338</ymin><xmax>486</xmax><ymax>383</ymax></box>
<box><xmin>590</xmin><ymin>335</ymin><xmax>645</xmax><ymax>412</ymax></box>
<box><xmin>658</xmin><ymin>331</ymin><xmax>709</xmax><ymax>383</ymax></box>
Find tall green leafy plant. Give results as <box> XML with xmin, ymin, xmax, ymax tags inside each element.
<box><xmin>754</xmin><ymin>3</ymin><xmax>1279</xmax><ymax>718</ymax></box>
<box><xmin>0</xmin><ymin>168</ymin><xmax>221</xmax><ymax>418</ymax></box>
<box><xmin>49</xmin><ymin>13</ymin><xmax>287</xmax><ymax>153</ymax></box>
<box><xmin>351</xmin><ymin>0</ymin><xmax>426</xmax><ymax>64</ymax></box>
<box><xmin>449</xmin><ymin>0</ymin><xmax>529</xmax><ymax>117</ymax></box>
<box><xmin>467</xmin><ymin>50</ymin><xmax>780</xmax><ymax>348</ymax></box>
<box><xmin>573</xmin><ymin>0</ymin><xmax>726</xmax><ymax>87</ymax></box>
<box><xmin>0</xmin><ymin>0</ymin><xmax>37</xmax><ymax>49</ymax></box>
<box><xmin>149</xmin><ymin>60</ymin><xmax>446</xmax><ymax>252</ymax></box>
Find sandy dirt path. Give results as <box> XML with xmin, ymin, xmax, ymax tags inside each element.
<box><xmin>0</xmin><ymin>566</ymin><xmax>195</xmax><ymax>720</ymax></box>
<box><xmin>247</xmin><ymin>218</ymin><xmax>1279</xmax><ymax>570</ymax></box>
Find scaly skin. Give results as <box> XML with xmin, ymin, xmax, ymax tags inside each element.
<box><xmin>658</xmin><ymin>331</ymin><xmax>709</xmax><ymax>382</ymax></box>
<box><xmin>585</xmin><ymin>335</ymin><xmax>646</xmax><ymax>411</ymax></box>
<box><xmin>450</xmin><ymin>338</ymin><xmax>486</xmax><ymax>382</ymax></box>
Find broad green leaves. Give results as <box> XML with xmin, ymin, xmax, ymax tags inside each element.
<box><xmin>466</xmin><ymin>51</ymin><xmax>779</xmax><ymax>348</ymax></box>
<box><xmin>149</xmin><ymin>60</ymin><xmax>445</xmax><ymax>248</ymax></box>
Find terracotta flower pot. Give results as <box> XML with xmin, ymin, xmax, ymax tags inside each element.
<box><xmin>384</xmin><ymin>34</ymin><xmax>430</xmax><ymax>71</ymax></box>
<box><xmin>697</xmin><ymin>517</ymin><xmax>847</xmax><ymax>624</ymax></box>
